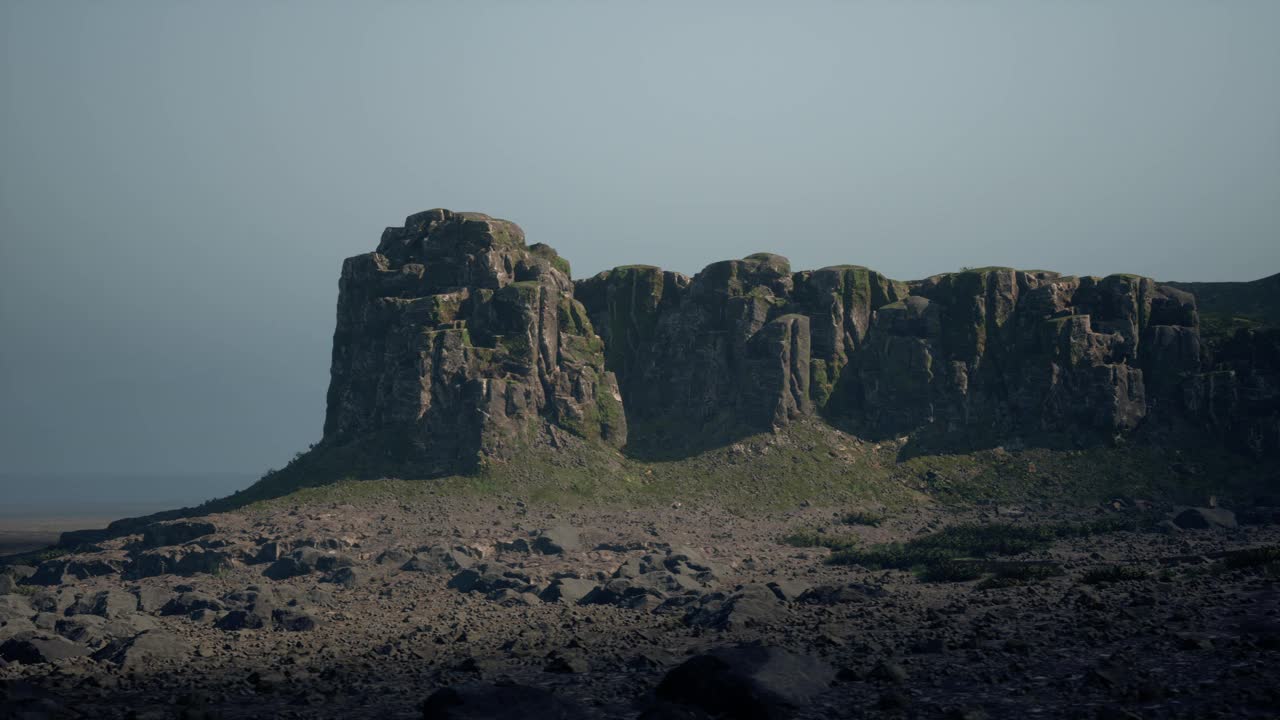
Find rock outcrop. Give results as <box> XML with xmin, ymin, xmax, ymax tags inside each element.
<box><xmin>578</xmin><ymin>260</ymin><xmax>1255</xmax><ymax>453</ymax></box>
<box><xmin>308</xmin><ymin>208</ymin><xmax>1278</xmax><ymax>472</ymax></box>
<box><xmin>320</xmin><ymin>209</ymin><xmax>625</xmax><ymax>475</ymax></box>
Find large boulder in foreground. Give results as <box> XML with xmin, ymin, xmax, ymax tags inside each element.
<box><xmin>654</xmin><ymin>644</ymin><xmax>836</xmax><ymax>719</ymax></box>
<box><xmin>421</xmin><ymin>683</ymin><xmax>589</xmax><ymax>720</ymax></box>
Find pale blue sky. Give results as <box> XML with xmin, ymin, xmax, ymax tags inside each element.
<box><xmin>2</xmin><ymin>1</ymin><xmax>1277</xmax><ymax>478</ymax></box>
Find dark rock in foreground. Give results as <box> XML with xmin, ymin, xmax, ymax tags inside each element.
<box><xmin>421</xmin><ymin>683</ymin><xmax>590</xmax><ymax>720</ymax></box>
<box><xmin>655</xmin><ymin>645</ymin><xmax>836</xmax><ymax>720</ymax></box>
<box><xmin>1174</xmin><ymin>507</ymin><xmax>1238</xmax><ymax>530</ymax></box>
<box><xmin>0</xmin><ymin>633</ymin><xmax>91</xmax><ymax>665</ymax></box>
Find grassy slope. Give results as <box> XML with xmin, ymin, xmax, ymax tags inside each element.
<box><xmin>236</xmin><ymin>419</ymin><xmax>1275</xmax><ymax>515</ymax></box>
<box><xmin>239</xmin><ymin>274</ymin><xmax>1280</xmax><ymax>514</ymax></box>
<box><xmin>1167</xmin><ymin>272</ymin><xmax>1280</xmax><ymax>340</ymax></box>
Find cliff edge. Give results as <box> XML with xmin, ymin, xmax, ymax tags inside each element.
<box><xmin>289</xmin><ymin>209</ymin><xmax>1280</xmax><ymax>484</ymax></box>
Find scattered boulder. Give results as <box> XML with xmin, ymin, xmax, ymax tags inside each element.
<box><xmin>314</xmin><ymin>552</ymin><xmax>356</xmax><ymax>572</ymax></box>
<box><xmin>666</xmin><ymin>546</ymin><xmax>727</xmax><ymax>580</ymax></box>
<box><xmin>254</xmin><ymin>541</ymin><xmax>287</xmax><ymax>564</ymax></box>
<box><xmin>377</xmin><ymin>548</ymin><xmax>414</xmax><ymax>566</ymax></box>
<box><xmin>765</xmin><ymin>580</ymin><xmax>811</xmax><ymax>602</ymax></box>
<box><xmin>216</xmin><ymin>609</ymin><xmax>269</xmax><ymax>631</ymax></box>
<box><xmin>0</xmin><ymin>617</ymin><xmax>36</xmax><ymax>641</ymax></box>
<box><xmin>655</xmin><ymin>645</ymin><xmax>835</xmax><ymax>719</ymax></box>
<box><xmin>141</xmin><ymin>520</ymin><xmax>217</xmax><ymax>549</ymax></box>
<box><xmin>0</xmin><ymin>633</ymin><xmax>91</xmax><ymax>665</ymax></box>
<box><xmin>25</xmin><ymin>561</ymin><xmax>72</xmax><ymax>587</ymax></box>
<box><xmin>614</xmin><ymin>554</ymin><xmax>662</xmax><ymax>579</ymax></box>
<box><xmin>92</xmin><ymin>630</ymin><xmax>190</xmax><ymax>669</ymax></box>
<box><xmin>447</xmin><ymin>564</ymin><xmax>532</xmax><ymax>595</ymax></box>
<box><xmin>264</xmin><ymin>548</ymin><xmax>353</xmax><ymax>579</ymax></box>
<box><xmin>131</xmin><ymin>586</ymin><xmax>173</xmax><ymax>613</ymax></box>
<box><xmin>544</xmin><ymin>650</ymin><xmax>589</xmax><ymax>673</ymax></box>
<box><xmin>1173</xmin><ymin>508</ymin><xmax>1238</xmax><ymax>530</ymax></box>
<box><xmin>65</xmin><ymin>590</ymin><xmax>139</xmax><ymax>619</ymax></box>
<box><xmin>55</xmin><ymin>614</ymin><xmax>157</xmax><ymax>648</ymax></box>
<box><xmin>26</xmin><ymin>589</ymin><xmax>74</xmax><ymax>615</ymax></box>
<box><xmin>212</xmin><ymin>586</ymin><xmax>318</xmax><ymax>632</ymax></box>
<box><xmin>686</xmin><ymin>584</ymin><xmax>788</xmax><ymax>630</ymax></box>
<box><xmin>403</xmin><ymin>546</ymin><xmax>473</xmax><ymax>574</ymax></box>
<box><xmin>581</xmin><ymin>578</ymin><xmax>665</xmax><ymax>611</ymax></box>
<box><xmin>64</xmin><ymin>557</ymin><xmax>125</xmax><ymax>579</ymax></box>
<box><xmin>215</xmin><ymin>587</ymin><xmax>279</xmax><ymax>630</ymax></box>
<box><xmin>634</xmin><ymin>570</ymin><xmax>706</xmax><ymax>595</ymax></box>
<box><xmin>421</xmin><ymin>683</ymin><xmax>590</xmax><ymax>720</ymax></box>
<box><xmin>498</xmin><ymin>538</ymin><xmax>531</xmax><ymax>553</ymax></box>
<box><xmin>272</xmin><ymin>608</ymin><xmax>319</xmax><ymax>632</ymax></box>
<box><xmin>128</xmin><ymin>547</ymin><xmax>229</xmax><ymax>578</ymax></box>
<box><xmin>0</xmin><ymin>595</ymin><xmax>33</xmax><ymax>625</ymax></box>
<box><xmin>160</xmin><ymin>592</ymin><xmax>224</xmax><ymax>617</ymax></box>
<box><xmin>3</xmin><ymin>565</ymin><xmax>36</xmax><ymax>581</ymax></box>
<box><xmin>538</xmin><ymin>577</ymin><xmax>598</xmax><ymax>605</ymax></box>
<box><xmin>53</xmin><ymin>615</ymin><xmax>108</xmax><ymax>646</ymax></box>
<box><xmin>532</xmin><ymin>526</ymin><xmax>582</xmax><ymax>555</ymax></box>
<box><xmin>487</xmin><ymin>589</ymin><xmax>543</xmax><ymax>607</ymax></box>
<box><xmin>326</xmin><ymin>566</ymin><xmax>363</xmax><ymax>588</ymax></box>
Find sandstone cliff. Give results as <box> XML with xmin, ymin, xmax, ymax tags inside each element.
<box><xmin>312</xmin><ymin>209</ymin><xmax>1279</xmax><ymax>475</ymax></box>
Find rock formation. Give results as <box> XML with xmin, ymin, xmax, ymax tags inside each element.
<box><xmin>321</xmin><ymin>209</ymin><xmax>625</xmax><ymax>475</ymax></box>
<box><xmin>311</xmin><ymin>209</ymin><xmax>1279</xmax><ymax>473</ymax></box>
<box><xmin>577</xmin><ymin>261</ymin><xmax>1268</xmax><ymax>454</ymax></box>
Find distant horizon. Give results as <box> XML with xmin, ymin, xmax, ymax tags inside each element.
<box><xmin>0</xmin><ymin>471</ymin><xmax>260</xmax><ymax>515</ymax></box>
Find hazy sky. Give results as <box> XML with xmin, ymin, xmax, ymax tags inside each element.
<box><xmin>2</xmin><ymin>1</ymin><xmax>1278</xmax><ymax>479</ymax></box>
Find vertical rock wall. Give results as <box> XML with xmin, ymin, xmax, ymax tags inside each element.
<box><xmin>315</xmin><ymin>208</ymin><xmax>1277</xmax><ymax>471</ymax></box>
<box><xmin>322</xmin><ymin>209</ymin><xmax>624</xmax><ymax>475</ymax></box>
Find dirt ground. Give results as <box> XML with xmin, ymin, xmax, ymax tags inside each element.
<box><xmin>1</xmin><ymin>492</ymin><xmax>1278</xmax><ymax>719</ymax></box>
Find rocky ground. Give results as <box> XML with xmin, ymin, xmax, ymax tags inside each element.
<box><xmin>1</xmin><ymin>492</ymin><xmax>1278</xmax><ymax>719</ymax></box>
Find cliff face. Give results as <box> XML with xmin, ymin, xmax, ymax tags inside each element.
<box><xmin>318</xmin><ymin>209</ymin><xmax>1279</xmax><ymax>473</ymax></box>
<box><xmin>577</xmin><ymin>262</ymin><xmax>1230</xmax><ymax>451</ymax></box>
<box><xmin>322</xmin><ymin>209</ymin><xmax>625</xmax><ymax>475</ymax></box>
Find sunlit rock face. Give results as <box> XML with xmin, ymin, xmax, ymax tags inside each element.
<box><xmin>322</xmin><ymin>209</ymin><xmax>624</xmax><ymax>475</ymax></box>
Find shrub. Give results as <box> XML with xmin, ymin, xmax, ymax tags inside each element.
<box><xmin>829</xmin><ymin>515</ymin><xmax>1151</xmax><ymax>583</ymax></box>
<box><xmin>841</xmin><ymin>510</ymin><xmax>885</xmax><ymax>527</ymax></box>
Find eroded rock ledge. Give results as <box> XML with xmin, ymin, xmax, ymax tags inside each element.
<box><xmin>315</xmin><ymin>208</ymin><xmax>1279</xmax><ymax>471</ymax></box>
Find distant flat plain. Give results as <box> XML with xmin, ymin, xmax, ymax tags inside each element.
<box><xmin>0</xmin><ymin>472</ymin><xmax>257</xmax><ymax>556</ymax></box>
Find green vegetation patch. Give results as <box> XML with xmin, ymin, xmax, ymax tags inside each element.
<box><xmin>829</xmin><ymin>516</ymin><xmax>1155</xmax><ymax>583</ymax></box>
<box><xmin>840</xmin><ymin>510</ymin><xmax>885</xmax><ymax>527</ymax></box>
